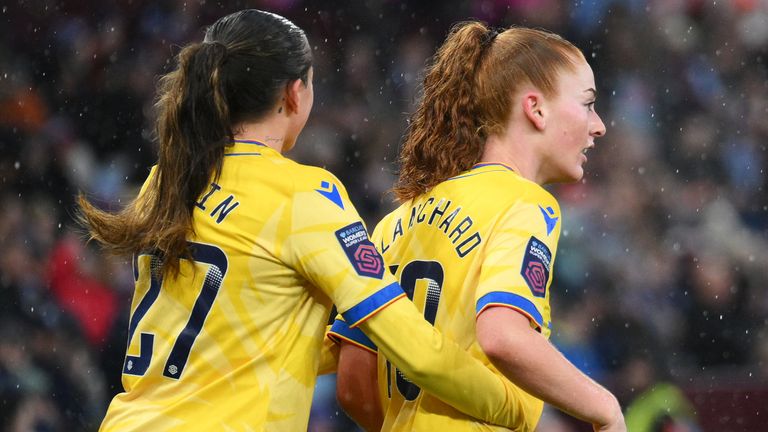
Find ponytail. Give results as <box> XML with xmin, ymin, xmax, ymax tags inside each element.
<box><xmin>393</xmin><ymin>21</ymin><xmax>490</xmax><ymax>202</ymax></box>
<box><xmin>78</xmin><ymin>41</ymin><xmax>233</xmax><ymax>278</ymax></box>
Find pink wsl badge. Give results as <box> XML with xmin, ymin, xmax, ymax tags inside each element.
<box><xmin>335</xmin><ymin>222</ymin><xmax>384</xmax><ymax>279</ymax></box>
<box><xmin>520</xmin><ymin>237</ymin><xmax>551</xmax><ymax>298</ymax></box>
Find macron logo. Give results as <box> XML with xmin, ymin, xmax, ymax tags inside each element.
<box><xmin>538</xmin><ymin>205</ymin><xmax>559</xmax><ymax>236</ymax></box>
<box><xmin>316</xmin><ymin>181</ymin><xmax>344</xmax><ymax>210</ymax></box>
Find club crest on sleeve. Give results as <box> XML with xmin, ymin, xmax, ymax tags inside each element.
<box><xmin>520</xmin><ymin>236</ymin><xmax>552</xmax><ymax>298</ymax></box>
<box><xmin>316</xmin><ymin>181</ymin><xmax>345</xmax><ymax>210</ymax></box>
<box><xmin>335</xmin><ymin>222</ymin><xmax>384</xmax><ymax>279</ymax></box>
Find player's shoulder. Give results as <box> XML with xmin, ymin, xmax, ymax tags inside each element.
<box><xmin>288</xmin><ymin>162</ymin><xmax>343</xmax><ymax>188</ymax></box>
<box><xmin>493</xmin><ymin>177</ymin><xmax>561</xmax><ymax>238</ymax></box>
<box><xmin>268</xmin><ymin>160</ymin><xmax>347</xmax><ymax>199</ymax></box>
<box><xmin>516</xmin><ymin>180</ymin><xmax>560</xmax><ymax>212</ymax></box>
<box><xmin>476</xmin><ymin>169</ymin><xmax>559</xmax><ymax>212</ymax></box>
<box><xmin>462</xmin><ymin>170</ymin><xmax>561</xmax><ymax>239</ymax></box>
<box><xmin>382</xmin><ymin>199</ymin><xmax>412</xmax><ymax>222</ymax></box>
<box><xmin>372</xmin><ymin>200</ymin><xmax>408</xmax><ymax>231</ymax></box>
<box><xmin>278</xmin><ymin>162</ymin><xmax>355</xmax><ymax>216</ymax></box>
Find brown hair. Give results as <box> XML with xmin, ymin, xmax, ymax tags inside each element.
<box><xmin>393</xmin><ymin>22</ymin><xmax>585</xmax><ymax>201</ymax></box>
<box><xmin>77</xmin><ymin>10</ymin><xmax>312</xmax><ymax>277</ymax></box>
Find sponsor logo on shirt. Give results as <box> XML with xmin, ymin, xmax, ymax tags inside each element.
<box><xmin>335</xmin><ymin>222</ymin><xmax>384</xmax><ymax>279</ymax></box>
<box><xmin>521</xmin><ymin>236</ymin><xmax>551</xmax><ymax>298</ymax></box>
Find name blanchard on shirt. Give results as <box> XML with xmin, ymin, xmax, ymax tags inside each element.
<box><xmin>379</xmin><ymin>197</ymin><xmax>482</xmax><ymax>258</ymax></box>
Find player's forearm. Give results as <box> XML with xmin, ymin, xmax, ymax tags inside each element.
<box><xmin>477</xmin><ymin>310</ymin><xmax>623</xmax><ymax>428</ymax></box>
<box><xmin>358</xmin><ymin>298</ymin><xmax>527</xmax><ymax>429</ymax></box>
<box><xmin>490</xmin><ymin>334</ymin><xmax>620</xmax><ymax>425</ymax></box>
<box><xmin>336</xmin><ymin>343</ymin><xmax>383</xmax><ymax>432</ymax></box>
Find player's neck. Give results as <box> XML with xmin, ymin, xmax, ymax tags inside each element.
<box><xmin>481</xmin><ymin>133</ymin><xmax>543</xmax><ymax>185</ymax></box>
<box><xmin>233</xmin><ymin>118</ymin><xmax>290</xmax><ymax>153</ymax></box>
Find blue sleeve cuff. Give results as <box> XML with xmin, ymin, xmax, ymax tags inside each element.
<box><xmin>476</xmin><ymin>291</ymin><xmax>544</xmax><ymax>330</ymax></box>
<box><xmin>341</xmin><ymin>282</ymin><xmax>405</xmax><ymax>327</ymax></box>
<box><xmin>327</xmin><ymin>319</ymin><xmax>378</xmax><ymax>353</ymax></box>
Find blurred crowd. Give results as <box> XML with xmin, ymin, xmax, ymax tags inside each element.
<box><xmin>1</xmin><ymin>0</ymin><xmax>767</xmax><ymax>431</ymax></box>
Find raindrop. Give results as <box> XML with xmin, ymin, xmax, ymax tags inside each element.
<box><xmin>14</xmin><ymin>161</ymin><xmax>19</xmax><ymax>169</ymax></box>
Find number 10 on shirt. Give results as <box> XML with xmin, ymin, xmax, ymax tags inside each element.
<box><xmin>386</xmin><ymin>260</ymin><xmax>444</xmax><ymax>401</ymax></box>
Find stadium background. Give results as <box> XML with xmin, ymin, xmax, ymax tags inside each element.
<box><xmin>1</xmin><ymin>0</ymin><xmax>767</xmax><ymax>430</ymax></box>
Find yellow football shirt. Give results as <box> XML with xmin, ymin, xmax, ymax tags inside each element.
<box><xmin>330</xmin><ymin>163</ymin><xmax>562</xmax><ymax>431</ymax></box>
<box><xmin>100</xmin><ymin>140</ymin><xmax>404</xmax><ymax>431</ymax></box>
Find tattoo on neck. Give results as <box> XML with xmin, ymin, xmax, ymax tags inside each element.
<box><xmin>265</xmin><ymin>136</ymin><xmax>284</xmax><ymax>145</ymax></box>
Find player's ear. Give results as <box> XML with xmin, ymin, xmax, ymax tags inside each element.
<box><xmin>521</xmin><ymin>91</ymin><xmax>546</xmax><ymax>131</ymax></box>
<box><xmin>283</xmin><ymin>78</ymin><xmax>303</xmax><ymax>114</ymax></box>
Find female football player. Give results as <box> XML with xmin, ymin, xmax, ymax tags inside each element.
<box><xmin>79</xmin><ymin>10</ymin><xmax>528</xmax><ymax>431</ymax></box>
<box><xmin>332</xmin><ymin>22</ymin><xmax>626</xmax><ymax>432</ymax></box>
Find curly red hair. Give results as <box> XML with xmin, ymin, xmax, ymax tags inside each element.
<box><xmin>393</xmin><ymin>22</ymin><xmax>585</xmax><ymax>202</ymax></box>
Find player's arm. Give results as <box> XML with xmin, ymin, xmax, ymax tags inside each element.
<box><xmin>338</xmin><ymin>345</ymin><xmax>382</xmax><ymax>431</ymax></box>
<box><xmin>350</xmin><ymin>296</ymin><xmax>530</xmax><ymax>428</ymax></box>
<box><xmin>475</xmin><ymin>196</ymin><xmax>625</xmax><ymax>431</ymax></box>
<box><xmin>331</xmin><ymin>213</ymin><xmax>389</xmax><ymax>430</ymax></box>
<box><xmin>327</xmin><ymin>318</ymin><xmax>383</xmax><ymax>431</ymax></box>
<box><xmin>288</xmin><ymin>173</ymin><xmax>527</xmax><ymax>428</ymax></box>
<box><xmin>477</xmin><ymin>308</ymin><xmax>625</xmax><ymax>431</ymax></box>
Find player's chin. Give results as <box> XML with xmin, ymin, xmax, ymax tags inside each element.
<box><xmin>573</xmin><ymin>156</ymin><xmax>589</xmax><ymax>180</ymax></box>
<box><xmin>565</xmin><ymin>167</ymin><xmax>584</xmax><ymax>183</ymax></box>
<box><xmin>562</xmin><ymin>165</ymin><xmax>585</xmax><ymax>183</ymax></box>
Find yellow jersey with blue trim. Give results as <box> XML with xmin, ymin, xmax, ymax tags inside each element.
<box><xmin>330</xmin><ymin>163</ymin><xmax>562</xmax><ymax>431</ymax></box>
<box><xmin>99</xmin><ymin>140</ymin><xmax>403</xmax><ymax>432</ymax></box>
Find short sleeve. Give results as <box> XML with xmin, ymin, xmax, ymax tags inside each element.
<box><xmin>283</xmin><ymin>169</ymin><xmax>405</xmax><ymax>327</ymax></box>
<box><xmin>475</xmin><ymin>195</ymin><xmax>561</xmax><ymax>333</ymax></box>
